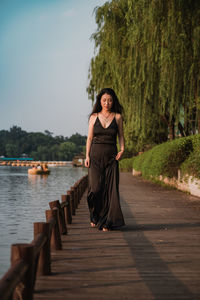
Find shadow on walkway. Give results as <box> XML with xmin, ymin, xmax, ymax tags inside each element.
<box><xmin>120</xmin><ymin>173</ymin><xmax>200</xmax><ymax>300</ymax></box>
<box><xmin>34</xmin><ymin>173</ymin><xmax>200</xmax><ymax>300</ymax></box>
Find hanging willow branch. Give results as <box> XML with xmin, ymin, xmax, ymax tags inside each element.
<box><xmin>87</xmin><ymin>0</ymin><xmax>200</xmax><ymax>152</ymax></box>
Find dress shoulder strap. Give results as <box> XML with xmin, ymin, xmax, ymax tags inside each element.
<box><xmin>94</xmin><ymin>113</ymin><xmax>98</xmax><ymax>125</ymax></box>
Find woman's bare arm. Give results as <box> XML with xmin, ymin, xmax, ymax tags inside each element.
<box><xmin>85</xmin><ymin>114</ymin><xmax>96</xmax><ymax>167</ymax></box>
<box><xmin>116</xmin><ymin>114</ymin><xmax>125</xmax><ymax>161</ymax></box>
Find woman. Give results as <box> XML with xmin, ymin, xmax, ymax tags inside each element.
<box><xmin>85</xmin><ymin>88</ymin><xmax>125</xmax><ymax>231</ymax></box>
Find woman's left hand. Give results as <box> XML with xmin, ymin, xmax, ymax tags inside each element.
<box><xmin>115</xmin><ymin>150</ymin><xmax>124</xmax><ymax>161</ymax></box>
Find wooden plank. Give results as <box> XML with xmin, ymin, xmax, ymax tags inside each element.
<box><xmin>34</xmin><ymin>173</ymin><xmax>200</xmax><ymax>300</ymax></box>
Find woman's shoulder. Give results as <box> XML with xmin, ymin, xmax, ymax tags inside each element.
<box><xmin>89</xmin><ymin>113</ymin><xmax>98</xmax><ymax>124</ymax></box>
<box><xmin>115</xmin><ymin>113</ymin><xmax>122</xmax><ymax>121</ymax></box>
<box><xmin>90</xmin><ymin>113</ymin><xmax>98</xmax><ymax>119</ymax></box>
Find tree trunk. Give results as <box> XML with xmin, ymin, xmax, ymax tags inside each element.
<box><xmin>169</xmin><ymin>120</ymin><xmax>175</xmax><ymax>140</ymax></box>
<box><xmin>178</xmin><ymin>122</ymin><xmax>186</xmax><ymax>137</ymax></box>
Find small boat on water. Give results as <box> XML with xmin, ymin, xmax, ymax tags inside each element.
<box><xmin>28</xmin><ymin>164</ymin><xmax>50</xmax><ymax>175</ymax></box>
<box><xmin>28</xmin><ymin>169</ymin><xmax>51</xmax><ymax>175</ymax></box>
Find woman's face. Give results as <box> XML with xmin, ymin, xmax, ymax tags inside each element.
<box><xmin>100</xmin><ymin>93</ymin><xmax>113</xmax><ymax>111</ymax></box>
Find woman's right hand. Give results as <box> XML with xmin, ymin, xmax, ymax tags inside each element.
<box><xmin>85</xmin><ymin>157</ymin><xmax>90</xmax><ymax>168</ymax></box>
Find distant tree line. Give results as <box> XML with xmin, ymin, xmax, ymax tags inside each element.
<box><xmin>0</xmin><ymin>126</ymin><xmax>87</xmax><ymax>161</ymax></box>
<box><xmin>87</xmin><ymin>0</ymin><xmax>200</xmax><ymax>153</ymax></box>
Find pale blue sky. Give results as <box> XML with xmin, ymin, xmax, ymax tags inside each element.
<box><xmin>0</xmin><ymin>0</ymin><xmax>106</xmax><ymax>137</ymax></box>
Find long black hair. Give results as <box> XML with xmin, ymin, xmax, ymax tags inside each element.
<box><xmin>89</xmin><ymin>88</ymin><xmax>123</xmax><ymax>117</ymax></box>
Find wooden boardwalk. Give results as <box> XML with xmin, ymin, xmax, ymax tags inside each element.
<box><xmin>34</xmin><ymin>173</ymin><xmax>200</xmax><ymax>300</ymax></box>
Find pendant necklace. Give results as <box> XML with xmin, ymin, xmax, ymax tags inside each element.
<box><xmin>101</xmin><ymin>112</ymin><xmax>111</xmax><ymax>123</ymax></box>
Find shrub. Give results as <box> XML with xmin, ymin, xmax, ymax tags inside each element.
<box><xmin>132</xmin><ymin>152</ymin><xmax>147</xmax><ymax>171</ymax></box>
<box><xmin>133</xmin><ymin>135</ymin><xmax>194</xmax><ymax>178</ymax></box>
<box><xmin>119</xmin><ymin>157</ymin><xmax>134</xmax><ymax>172</ymax></box>
<box><xmin>180</xmin><ymin>135</ymin><xmax>200</xmax><ymax>178</ymax></box>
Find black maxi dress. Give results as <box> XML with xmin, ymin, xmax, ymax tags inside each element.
<box><xmin>87</xmin><ymin>115</ymin><xmax>125</xmax><ymax>230</ymax></box>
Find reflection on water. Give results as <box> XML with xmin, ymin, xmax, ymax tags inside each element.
<box><xmin>0</xmin><ymin>165</ymin><xmax>87</xmax><ymax>278</ymax></box>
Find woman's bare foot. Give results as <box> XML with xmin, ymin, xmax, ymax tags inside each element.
<box><xmin>90</xmin><ymin>222</ymin><xmax>96</xmax><ymax>228</ymax></box>
<box><xmin>103</xmin><ymin>227</ymin><xmax>109</xmax><ymax>232</ymax></box>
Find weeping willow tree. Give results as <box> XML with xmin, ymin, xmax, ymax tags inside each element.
<box><xmin>87</xmin><ymin>0</ymin><xmax>200</xmax><ymax>152</ymax></box>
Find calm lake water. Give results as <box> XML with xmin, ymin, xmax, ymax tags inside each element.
<box><xmin>0</xmin><ymin>165</ymin><xmax>87</xmax><ymax>278</ymax></box>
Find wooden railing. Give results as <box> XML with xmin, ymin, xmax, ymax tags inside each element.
<box><xmin>0</xmin><ymin>174</ymin><xmax>88</xmax><ymax>300</ymax></box>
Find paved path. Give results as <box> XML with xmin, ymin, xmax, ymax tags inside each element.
<box><xmin>34</xmin><ymin>173</ymin><xmax>200</xmax><ymax>300</ymax></box>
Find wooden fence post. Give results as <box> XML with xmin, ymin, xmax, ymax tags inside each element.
<box><xmin>11</xmin><ymin>243</ymin><xmax>35</xmax><ymax>300</ymax></box>
<box><xmin>79</xmin><ymin>178</ymin><xmax>83</xmax><ymax>198</ymax></box>
<box><xmin>33</xmin><ymin>222</ymin><xmax>51</xmax><ymax>275</ymax></box>
<box><xmin>49</xmin><ymin>200</ymin><xmax>67</xmax><ymax>234</ymax></box>
<box><xmin>74</xmin><ymin>183</ymin><xmax>80</xmax><ymax>205</ymax></box>
<box><xmin>78</xmin><ymin>180</ymin><xmax>82</xmax><ymax>202</ymax></box>
<box><xmin>61</xmin><ymin>194</ymin><xmax>72</xmax><ymax>224</ymax></box>
<box><xmin>46</xmin><ymin>209</ymin><xmax>62</xmax><ymax>250</ymax></box>
<box><xmin>71</xmin><ymin>186</ymin><xmax>78</xmax><ymax>209</ymax></box>
<box><xmin>67</xmin><ymin>190</ymin><xmax>75</xmax><ymax>215</ymax></box>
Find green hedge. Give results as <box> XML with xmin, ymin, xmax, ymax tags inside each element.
<box><xmin>119</xmin><ymin>157</ymin><xmax>134</xmax><ymax>172</ymax></box>
<box><xmin>180</xmin><ymin>135</ymin><xmax>200</xmax><ymax>178</ymax></box>
<box><xmin>132</xmin><ymin>134</ymin><xmax>200</xmax><ymax>179</ymax></box>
